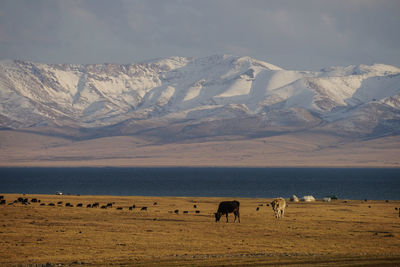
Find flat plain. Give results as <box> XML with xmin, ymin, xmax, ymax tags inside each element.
<box><xmin>1</xmin><ymin>130</ymin><xmax>400</xmax><ymax>167</ymax></box>
<box><xmin>0</xmin><ymin>194</ymin><xmax>400</xmax><ymax>266</ymax></box>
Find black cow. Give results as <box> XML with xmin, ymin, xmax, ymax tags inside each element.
<box><xmin>214</xmin><ymin>200</ymin><xmax>240</xmax><ymax>223</ymax></box>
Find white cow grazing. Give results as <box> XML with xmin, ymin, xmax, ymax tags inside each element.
<box><xmin>271</xmin><ymin>198</ymin><xmax>286</xmax><ymax>219</ymax></box>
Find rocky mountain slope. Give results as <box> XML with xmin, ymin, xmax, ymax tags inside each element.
<box><xmin>1</xmin><ymin>55</ymin><xmax>399</xmax><ymax>141</ymax></box>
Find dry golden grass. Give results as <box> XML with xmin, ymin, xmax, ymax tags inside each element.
<box><xmin>1</xmin><ymin>194</ymin><xmax>400</xmax><ymax>266</ymax></box>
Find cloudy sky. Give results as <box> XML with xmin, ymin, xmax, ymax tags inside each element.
<box><xmin>0</xmin><ymin>0</ymin><xmax>399</xmax><ymax>70</ymax></box>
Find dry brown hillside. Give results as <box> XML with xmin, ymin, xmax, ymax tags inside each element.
<box><xmin>1</xmin><ymin>130</ymin><xmax>399</xmax><ymax>167</ymax></box>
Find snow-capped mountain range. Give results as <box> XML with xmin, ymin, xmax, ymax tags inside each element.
<box><xmin>1</xmin><ymin>54</ymin><xmax>399</xmax><ymax>140</ymax></box>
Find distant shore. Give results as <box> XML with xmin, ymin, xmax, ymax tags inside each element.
<box><xmin>1</xmin><ymin>130</ymin><xmax>399</xmax><ymax>169</ymax></box>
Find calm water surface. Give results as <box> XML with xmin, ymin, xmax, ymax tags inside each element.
<box><xmin>0</xmin><ymin>168</ymin><xmax>399</xmax><ymax>200</ymax></box>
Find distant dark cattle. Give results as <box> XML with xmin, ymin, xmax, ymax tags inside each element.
<box><xmin>153</xmin><ymin>202</ymin><xmax>158</xmax><ymax>206</ymax></box>
<box><xmin>0</xmin><ymin>200</ymin><xmax>6</xmax><ymax>205</ymax></box>
<box><xmin>174</xmin><ymin>209</ymin><xmax>179</xmax><ymax>214</ymax></box>
<box><xmin>86</xmin><ymin>204</ymin><xmax>92</xmax><ymax>208</ymax></box>
<box><xmin>183</xmin><ymin>211</ymin><xmax>188</xmax><ymax>214</ymax></box>
<box><xmin>57</xmin><ymin>201</ymin><xmax>63</xmax><ymax>205</ymax></box>
<box><xmin>65</xmin><ymin>203</ymin><xmax>73</xmax><ymax>207</ymax></box>
<box><xmin>106</xmin><ymin>203</ymin><xmax>113</xmax><ymax>208</ymax></box>
<box><xmin>195</xmin><ymin>210</ymin><xmax>200</xmax><ymax>214</ymax></box>
<box><xmin>132</xmin><ymin>205</ymin><xmax>136</xmax><ymax>209</ymax></box>
<box><xmin>31</xmin><ymin>198</ymin><xmax>38</xmax><ymax>203</ymax></box>
<box><xmin>17</xmin><ymin>197</ymin><xmax>29</xmax><ymax>205</ymax></box>
<box><xmin>40</xmin><ymin>203</ymin><xmax>45</xmax><ymax>206</ymax></box>
<box><xmin>117</xmin><ymin>207</ymin><xmax>123</xmax><ymax>210</ymax></box>
<box><xmin>214</xmin><ymin>200</ymin><xmax>240</xmax><ymax>223</ymax></box>
<box><xmin>256</xmin><ymin>207</ymin><xmax>260</xmax><ymax>211</ymax></box>
<box><xmin>140</xmin><ymin>207</ymin><xmax>147</xmax><ymax>211</ymax></box>
<box><xmin>193</xmin><ymin>205</ymin><xmax>197</xmax><ymax>209</ymax></box>
<box><xmin>76</xmin><ymin>203</ymin><xmax>83</xmax><ymax>207</ymax></box>
<box><xmin>48</xmin><ymin>203</ymin><xmax>55</xmax><ymax>206</ymax></box>
<box><xmin>92</xmin><ymin>202</ymin><xmax>99</xmax><ymax>208</ymax></box>
<box><xmin>129</xmin><ymin>207</ymin><xmax>133</xmax><ymax>211</ymax></box>
<box><xmin>101</xmin><ymin>205</ymin><xmax>107</xmax><ymax>209</ymax></box>
<box><xmin>0</xmin><ymin>196</ymin><xmax>3</xmax><ymax>200</ymax></box>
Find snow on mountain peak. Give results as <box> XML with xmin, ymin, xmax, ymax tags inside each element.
<box><xmin>0</xmin><ymin>55</ymin><xmax>399</xmax><ymax>138</ymax></box>
<box><xmin>320</xmin><ymin>63</ymin><xmax>400</xmax><ymax>77</ymax></box>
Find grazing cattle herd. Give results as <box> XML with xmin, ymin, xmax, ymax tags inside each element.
<box><xmin>0</xmin><ymin>194</ymin><xmax>399</xmax><ymax>221</ymax></box>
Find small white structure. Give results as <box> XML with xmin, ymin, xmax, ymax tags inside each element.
<box><xmin>301</xmin><ymin>195</ymin><xmax>315</xmax><ymax>202</ymax></box>
<box><xmin>290</xmin><ymin>195</ymin><xmax>299</xmax><ymax>202</ymax></box>
<box><xmin>55</xmin><ymin>191</ymin><xmax>63</xmax><ymax>195</ymax></box>
<box><xmin>323</xmin><ymin>197</ymin><xmax>331</xmax><ymax>202</ymax></box>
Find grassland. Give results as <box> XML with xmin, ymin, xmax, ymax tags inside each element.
<box><xmin>1</xmin><ymin>194</ymin><xmax>400</xmax><ymax>266</ymax></box>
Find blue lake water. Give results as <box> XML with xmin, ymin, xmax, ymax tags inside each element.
<box><xmin>0</xmin><ymin>167</ymin><xmax>399</xmax><ymax>200</ymax></box>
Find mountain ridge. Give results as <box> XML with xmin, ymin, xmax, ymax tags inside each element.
<box><xmin>1</xmin><ymin>54</ymin><xmax>400</xmax><ymax>142</ymax></box>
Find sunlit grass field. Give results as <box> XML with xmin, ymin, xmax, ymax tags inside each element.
<box><xmin>1</xmin><ymin>194</ymin><xmax>399</xmax><ymax>266</ymax></box>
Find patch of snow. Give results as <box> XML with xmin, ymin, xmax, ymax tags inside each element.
<box><xmin>184</xmin><ymin>79</ymin><xmax>205</xmax><ymax>101</ymax></box>
<box><xmin>157</xmin><ymin>86</ymin><xmax>175</xmax><ymax>106</ymax></box>
<box><xmin>267</xmin><ymin>71</ymin><xmax>307</xmax><ymax>91</ymax></box>
<box><xmin>215</xmin><ymin>77</ymin><xmax>253</xmax><ymax>98</ymax></box>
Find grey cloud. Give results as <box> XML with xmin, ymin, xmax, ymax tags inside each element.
<box><xmin>0</xmin><ymin>0</ymin><xmax>399</xmax><ymax>70</ymax></box>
